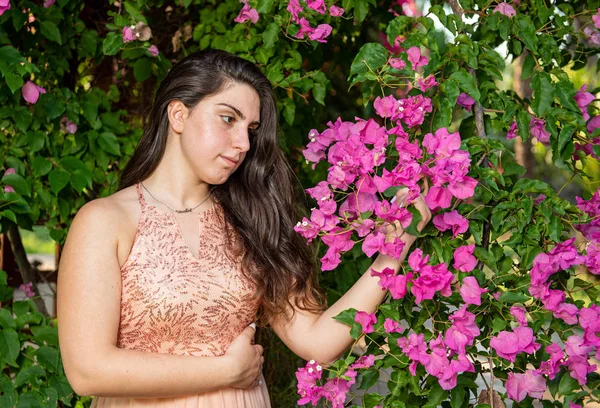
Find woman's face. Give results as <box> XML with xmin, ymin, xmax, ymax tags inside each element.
<box><xmin>176</xmin><ymin>82</ymin><xmax>261</xmax><ymax>185</ymax></box>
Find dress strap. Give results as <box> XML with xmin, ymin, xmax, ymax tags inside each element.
<box><xmin>135</xmin><ymin>182</ymin><xmax>148</xmax><ymax>210</ymax></box>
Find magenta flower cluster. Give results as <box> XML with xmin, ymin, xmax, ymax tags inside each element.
<box><xmin>287</xmin><ymin>0</ymin><xmax>344</xmax><ymax>43</ymax></box>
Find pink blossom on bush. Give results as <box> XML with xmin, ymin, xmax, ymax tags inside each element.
<box><xmin>22</xmin><ymin>81</ymin><xmax>46</xmax><ymax>104</ymax></box>
<box><xmin>389</xmin><ymin>58</ymin><xmax>406</xmax><ymax>70</ymax></box>
<box><xmin>43</xmin><ymin>0</ymin><xmax>55</xmax><ymax>7</ymax></box>
<box><xmin>456</xmin><ymin>93</ymin><xmax>475</xmax><ymax>111</ymax></box>
<box><xmin>287</xmin><ymin>0</ymin><xmax>303</xmax><ymax>22</ymax></box>
<box><xmin>594</xmin><ymin>8</ymin><xmax>600</xmax><ymax>29</ymax></box>
<box><xmin>406</xmin><ymin>46</ymin><xmax>428</xmax><ymax>69</ymax></box>
<box><xmin>234</xmin><ymin>2</ymin><xmax>259</xmax><ymax>24</ymax></box>
<box><xmin>574</xmin><ymin>84</ymin><xmax>595</xmax><ymax>121</ymax></box>
<box><xmin>350</xmin><ymin>354</ymin><xmax>375</xmax><ymax>369</ymax></box>
<box><xmin>355</xmin><ymin>311</ymin><xmax>377</xmax><ymax>333</ymax></box>
<box><xmin>494</xmin><ymin>2</ymin><xmax>516</xmax><ymax>18</ymax></box>
<box><xmin>510</xmin><ymin>305</ymin><xmax>528</xmax><ymax>326</ymax></box>
<box><xmin>0</xmin><ymin>0</ymin><xmax>10</xmax><ymax>16</ymax></box>
<box><xmin>433</xmin><ymin>210</ymin><xmax>469</xmax><ymax>238</ymax></box>
<box><xmin>122</xmin><ymin>26</ymin><xmax>136</xmax><ymax>42</ymax></box>
<box><xmin>444</xmin><ymin>306</ymin><xmax>480</xmax><ymax>354</ymax></box>
<box><xmin>459</xmin><ymin>276</ymin><xmax>487</xmax><ymax>306</ymax></box>
<box><xmin>148</xmin><ymin>45</ymin><xmax>159</xmax><ymax>56</ymax></box>
<box><xmin>507</xmin><ymin>121</ymin><xmax>518</xmax><ymax>140</ymax></box>
<box><xmin>19</xmin><ymin>282</ymin><xmax>35</xmax><ymax>298</ymax></box>
<box><xmin>453</xmin><ymin>244</ymin><xmax>477</xmax><ymax>272</ymax></box>
<box><xmin>329</xmin><ymin>5</ymin><xmax>344</xmax><ymax>16</ymax></box>
<box><xmin>3</xmin><ymin>167</ymin><xmax>16</xmax><ymax>193</ymax></box>
<box><xmin>490</xmin><ymin>326</ymin><xmax>541</xmax><ymax>362</ymax></box>
<box><xmin>565</xmin><ymin>355</ymin><xmax>597</xmax><ymax>386</ymax></box>
<box><xmin>384</xmin><ymin>318</ymin><xmax>404</xmax><ymax>333</ymax></box>
<box><xmin>529</xmin><ymin>117</ymin><xmax>550</xmax><ymax>144</ymax></box>
<box><xmin>505</xmin><ymin>370</ymin><xmax>546</xmax><ymax>402</ymax></box>
<box><xmin>306</xmin><ymin>0</ymin><xmax>326</xmax><ymax>14</ymax></box>
<box><xmin>588</xmin><ymin>115</ymin><xmax>600</xmax><ymax>134</ymax></box>
<box><xmin>417</xmin><ymin>75</ymin><xmax>438</xmax><ymax>92</ymax></box>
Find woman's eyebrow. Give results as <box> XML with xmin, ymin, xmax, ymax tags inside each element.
<box><xmin>216</xmin><ymin>102</ymin><xmax>260</xmax><ymax>126</ymax></box>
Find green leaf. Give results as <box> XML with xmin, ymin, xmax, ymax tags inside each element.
<box><xmin>558</xmin><ymin>372</ymin><xmax>579</xmax><ymax>396</ymax></box>
<box><xmin>531</xmin><ymin>71</ymin><xmax>554</xmax><ymax>116</ymax></box>
<box><xmin>555</xmin><ymin>80</ymin><xmax>580</xmax><ymax>113</ymax></box>
<box><xmin>354</xmin><ymin>0</ymin><xmax>374</xmax><ymax>23</ymax></box>
<box><xmin>516</xmin><ymin>110</ymin><xmax>531</xmax><ymax>141</ymax></box>
<box><xmin>359</xmin><ymin>369</ymin><xmax>380</xmax><ymax>390</ymax></box>
<box><xmin>1</xmin><ymin>173</ymin><xmax>30</xmax><ymax>196</ymax></box>
<box><xmin>492</xmin><ymin>316</ymin><xmax>506</xmax><ymax>333</ymax></box>
<box><xmin>0</xmin><ymin>46</ymin><xmax>26</xmax><ymax>76</ymax></box>
<box><xmin>282</xmin><ymin>97</ymin><xmax>295</xmax><ymax>126</ymax></box>
<box><xmin>70</xmin><ymin>170</ymin><xmax>89</xmax><ymax>193</ymax></box>
<box><xmin>514</xmin><ymin>15</ymin><xmax>538</xmax><ymax>53</ymax></box>
<box><xmin>14</xmin><ymin>365</ymin><xmax>46</xmax><ymax>388</ymax></box>
<box><xmin>548</xmin><ymin>217</ymin><xmax>563</xmax><ymax>242</ymax></box>
<box><xmin>80</xmin><ymin>30</ymin><xmax>99</xmax><ymax>57</ymax></box>
<box><xmin>522</xmin><ymin>53</ymin><xmax>535</xmax><ymax>79</ymax></box>
<box><xmin>262</xmin><ymin>22</ymin><xmax>279</xmax><ymax>49</ymax></box>
<box><xmin>27</xmin><ymin>131</ymin><xmax>45</xmax><ymax>153</ymax></box>
<box><xmin>313</xmin><ymin>83</ymin><xmax>326</xmax><ymax>105</ymax></box>
<box><xmin>4</xmin><ymin>71</ymin><xmax>24</xmax><ymax>93</ymax></box>
<box><xmin>423</xmin><ymin>383</ymin><xmax>448</xmax><ymax>408</ymax></box>
<box><xmin>133</xmin><ymin>58</ymin><xmax>152</xmax><ymax>82</ymax></box>
<box><xmin>102</xmin><ymin>32</ymin><xmax>123</xmax><ymax>55</ymax></box>
<box><xmin>39</xmin><ymin>21</ymin><xmax>62</xmax><ymax>45</ymax></box>
<box><xmin>98</xmin><ymin>132</ymin><xmax>121</xmax><ymax>155</ymax></box>
<box><xmin>257</xmin><ymin>0</ymin><xmax>275</xmax><ymax>14</ymax></box>
<box><xmin>36</xmin><ymin>346</ymin><xmax>59</xmax><ymax>373</ymax></box>
<box><xmin>498</xmin><ymin>292</ymin><xmax>531</xmax><ymax>303</ymax></box>
<box><xmin>48</xmin><ymin>169</ymin><xmax>70</xmax><ymax>194</ymax></box>
<box><xmin>32</xmin><ymin>157</ymin><xmax>52</xmax><ymax>177</ymax></box>
<box><xmin>512</xmin><ymin>179</ymin><xmax>554</xmax><ymax>196</ymax></box>
<box><xmin>448</xmin><ymin>71</ymin><xmax>480</xmax><ymax>101</ymax></box>
<box><xmin>0</xmin><ymin>309</ymin><xmax>15</xmax><ymax>330</ymax></box>
<box><xmin>350</xmin><ymin>43</ymin><xmax>387</xmax><ymax>76</ymax></box>
<box><xmin>404</xmin><ymin>205</ymin><xmax>423</xmax><ymax>237</ymax></box>
<box><xmin>0</xmin><ymin>329</ymin><xmax>20</xmax><ymax>366</ymax></box>
<box><xmin>332</xmin><ymin>308</ymin><xmax>358</xmax><ymax>326</ymax></box>
<box><xmin>450</xmin><ymin>386</ymin><xmax>466</xmax><ymax>408</ymax></box>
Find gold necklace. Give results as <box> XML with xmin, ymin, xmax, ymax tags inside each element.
<box><xmin>141</xmin><ymin>182</ymin><xmax>211</xmax><ymax>214</ymax></box>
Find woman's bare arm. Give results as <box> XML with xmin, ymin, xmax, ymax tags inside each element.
<box><xmin>57</xmin><ymin>199</ymin><xmax>235</xmax><ymax>398</ymax></box>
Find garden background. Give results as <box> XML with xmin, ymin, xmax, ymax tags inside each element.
<box><xmin>1</xmin><ymin>0</ymin><xmax>600</xmax><ymax>407</ymax></box>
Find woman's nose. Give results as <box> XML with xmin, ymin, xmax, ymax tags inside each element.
<box><xmin>234</xmin><ymin>128</ymin><xmax>251</xmax><ymax>152</ymax></box>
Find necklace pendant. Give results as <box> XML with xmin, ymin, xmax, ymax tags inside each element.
<box><xmin>176</xmin><ymin>208</ymin><xmax>192</xmax><ymax>213</ymax></box>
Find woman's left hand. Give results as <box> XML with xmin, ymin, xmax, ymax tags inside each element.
<box><xmin>384</xmin><ymin>187</ymin><xmax>432</xmax><ymax>246</ymax></box>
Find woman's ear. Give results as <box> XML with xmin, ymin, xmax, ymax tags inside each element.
<box><xmin>167</xmin><ymin>100</ymin><xmax>189</xmax><ymax>134</ymax></box>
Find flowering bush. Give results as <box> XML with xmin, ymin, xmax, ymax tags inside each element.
<box><xmin>291</xmin><ymin>2</ymin><xmax>600</xmax><ymax>408</ymax></box>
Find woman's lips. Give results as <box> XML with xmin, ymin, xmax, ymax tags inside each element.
<box><xmin>221</xmin><ymin>155</ymin><xmax>238</xmax><ymax>166</ymax></box>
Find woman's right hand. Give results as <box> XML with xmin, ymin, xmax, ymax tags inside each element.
<box><xmin>224</xmin><ymin>324</ymin><xmax>265</xmax><ymax>389</ymax></box>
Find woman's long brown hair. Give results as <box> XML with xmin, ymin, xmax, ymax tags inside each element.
<box><xmin>117</xmin><ymin>49</ymin><xmax>327</xmax><ymax>327</ymax></box>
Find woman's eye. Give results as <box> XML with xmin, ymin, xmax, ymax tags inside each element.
<box><xmin>221</xmin><ymin>115</ymin><xmax>234</xmax><ymax>124</ymax></box>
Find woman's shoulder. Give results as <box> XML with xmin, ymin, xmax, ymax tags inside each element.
<box><xmin>71</xmin><ymin>185</ymin><xmax>139</xmax><ymax>235</ymax></box>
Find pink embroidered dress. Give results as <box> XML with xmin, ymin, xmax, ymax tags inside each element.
<box><xmin>90</xmin><ymin>183</ymin><xmax>271</xmax><ymax>407</ymax></box>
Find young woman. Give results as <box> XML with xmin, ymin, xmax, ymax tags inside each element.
<box><xmin>57</xmin><ymin>49</ymin><xmax>431</xmax><ymax>407</ymax></box>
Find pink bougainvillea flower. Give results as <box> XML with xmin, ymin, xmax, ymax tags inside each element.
<box><xmin>433</xmin><ymin>210</ymin><xmax>469</xmax><ymax>238</ymax></box>
<box><xmin>494</xmin><ymin>2</ymin><xmax>516</xmax><ymax>17</ymax></box>
<box><xmin>389</xmin><ymin>58</ymin><xmax>406</xmax><ymax>70</ymax></box>
<box><xmin>459</xmin><ymin>276</ymin><xmax>488</xmax><ymax>306</ymax></box>
<box><xmin>148</xmin><ymin>45</ymin><xmax>159</xmax><ymax>57</ymax></box>
<box><xmin>308</xmin><ymin>23</ymin><xmax>332</xmax><ymax>43</ymax></box>
<box><xmin>593</xmin><ymin>8</ymin><xmax>600</xmax><ymax>29</ymax></box>
<box><xmin>19</xmin><ymin>282</ymin><xmax>35</xmax><ymax>298</ymax></box>
<box><xmin>397</xmin><ymin>333</ymin><xmax>430</xmax><ymax>375</ymax></box>
<box><xmin>584</xmin><ymin>26</ymin><xmax>600</xmax><ymax>46</ymax></box>
<box><xmin>329</xmin><ymin>5</ymin><xmax>344</xmax><ymax>16</ymax></box>
<box><xmin>510</xmin><ymin>306</ymin><xmax>528</xmax><ymax>326</ymax></box>
<box><xmin>507</xmin><ymin>121</ymin><xmax>518</xmax><ymax>140</ymax></box>
<box><xmin>417</xmin><ymin>75</ymin><xmax>438</xmax><ymax>92</ymax></box>
<box><xmin>574</xmin><ymin>85</ymin><xmax>595</xmax><ymax>121</ymax></box>
<box><xmin>456</xmin><ymin>93</ymin><xmax>475</xmax><ymax>112</ymax></box>
<box><xmin>444</xmin><ymin>306</ymin><xmax>480</xmax><ymax>354</ymax></box>
<box><xmin>406</xmin><ymin>46</ymin><xmax>428</xmax><ymax>70</ymax></box>
<box><xmin>384</xmin><ymin>318</ymin><xmax>404</xmax><ymax>333</ymax></box>
<box><xmin>0</xmin><ymin>0</ymin><xmax>10</xmax><ymax>16</ymax></box>
<box><xmin>43</xmin><ymin>0</ymin><xmax>56</xmax><ymax>7</ymax></box>
<box><xmin>296</xmin><ymin>360</ymin><xmax>323</xmax><ymax>405</ymax></box>
<box><xmin>490</xmin><ymin>326</ymin><xmax>541</xmax><ymax>362</ymax></box>
<box><xmin>22</xmin><ymin>81</ymin><xmax>46</xmax><ymax>104</ymax></box>
<box><xmin>287</xmin><ymin>0</ymin><xmax>303</xmax><ymax>23</ymax></box>
<box><xmin>234</xmin><ymin>2</ymin><xmax>259</xmax><ymax>24</ymax></box>
<box><xmin>122</xmin><ymin>26</ymin><xmax>136</xmax><ymax>42</ymax></box>
<box><xmin>570</xmin><ymin>403</ymin><xmax>583</xmax><ymax>408</ymax></box>
<box><xmin>64</xmin><ymin>118</ymin><xmax>78</xmax><ymax>134</ymax></box>
<box><xmin>355</xmin><ymin>311</ymin><xmax>377</xmax><ymax>333</ymax></box>
<box><xmin>411</xmin><ymin>263</ymin><xmax>454</xmax><ymax>303</ymax></box>
<box><xmin>453</xmin><ymin>244</ymin><xmax>477</xmax><ymax>272</ymax></box>
<box><xmin>350</xmin><ymin>354</ymin><xmax>375</xmax><ymax>369</ymax></box>
<box><xmin>588</xmin><ymin>115</ymin><xmax>600</xmax><ymax>134</ymax></box>
<box><xmin>306</xmin><ymin>0</ymin><xmax>326</xmax><ymax>14</ymax></box>
<box><xmin>505</xmin><ymin>370</ymin><xmax>546</xmax><ymax>402</ymax></box>
<box><xmin>425</xmin><ymin>185</ymin><xmax>453</xmax><ymax>210</ymax></box>
<box><xmin>534</xmin><ymin>194</ymin><xmax>546</xmax><ymax>205</ymax></box>
<box><xmin>422</xmin><ymin>127</ymin><xmax>461</xmax><ymax>157</ymax></box>
<box><xmin>374</xmin><ymin>95</ymin><xmax>398</xmax><ymax>118</ymax></box>
<box><xmin>3</xmin><ymin>167</ymin><xmax>15</xmax><ymax>193</ymax></box>
<box><xmin>565</xmin><ymin>355</ymin><xmax>597</xmax><ymax>386</ymax></box>
<box><xmin>529</xmin><ymin>117</ymin><xmax>550</xmax><ymax>144</ymax></box>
